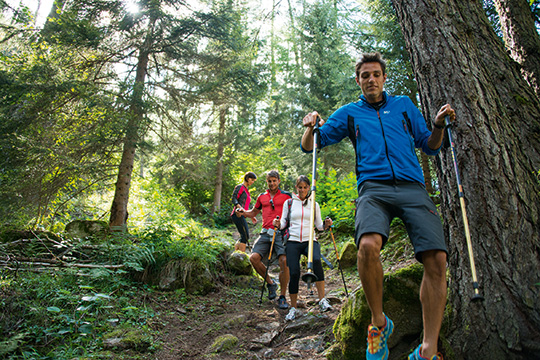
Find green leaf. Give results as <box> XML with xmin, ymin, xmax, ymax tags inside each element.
<box><xmin>78</xmin><ymin>324</ymin><xmax>93</xmax><ymax>334</ymax></box>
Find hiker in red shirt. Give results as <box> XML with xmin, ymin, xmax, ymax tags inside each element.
<box><xmin>237</xmin><ymin>170</ymin><xmax>291</xmax><ymax>309</ymax></box>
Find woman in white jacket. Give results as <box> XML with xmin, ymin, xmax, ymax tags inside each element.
<box><xmin>273</xmin><ymin>175</ymin><xmax>333</xmax><ymax>321</ymax></box>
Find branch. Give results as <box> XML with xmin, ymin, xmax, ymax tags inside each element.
<box><xmin>0</xmin><ymin>256</ymin><xmax>125</xmax><ymax>269</ymax></box>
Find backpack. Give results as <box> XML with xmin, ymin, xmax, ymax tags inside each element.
<box><xmin>281</xmin><ymin>198</ymin><xmax>292</xmax><ymax>244</ymax></box>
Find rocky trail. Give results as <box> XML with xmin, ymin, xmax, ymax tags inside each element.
<box><xmin>146</xmin><ymin>226</ymin><xmax>362</xmax><ymax>360</ymax></box>
<box><xmin>150</xmin><ymin>263</ymin><xmax>359</xmax><ymax>359</ymax></box>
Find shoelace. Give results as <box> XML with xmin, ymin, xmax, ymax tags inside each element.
<box><xmin>419</xmin><ymin>348</ymin><xmax>444</xmax><ymax>360</ymax></box>
<box><xmin>367</xmin><ymin>325</ymin><xmax>383</xmax><ymax>354</ymax></box>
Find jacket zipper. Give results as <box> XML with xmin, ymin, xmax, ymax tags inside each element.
<box><xmin>377</xmin><ymin>110</ymin><xmax>396</xmax><ymax>182</ymax></box>
<box><xmin>402</xmin><ymin>119</ymin><xmax>415</xmax><ymax>154</ymax></box>
<box><xmin>356</xmin><ymin>124</ymin><xmax>360</xmax><ymax>171</ymax></box>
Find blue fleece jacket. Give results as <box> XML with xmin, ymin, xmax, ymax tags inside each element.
<box><xmin>307</xmin><ymin>92</ymin><xmax>441</xmax><ymax>190</ymax></box>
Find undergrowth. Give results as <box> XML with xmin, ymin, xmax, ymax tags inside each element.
<box><xmin>0</xmin><ymin>267</ymin><xmax>157</xmax><ymax>359</ymax></box>
<box><xmin>0</xmin><ymin>219</ymin><xmax>230</xmax><ymax>359</ymax></box>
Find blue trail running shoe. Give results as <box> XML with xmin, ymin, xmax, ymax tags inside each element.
<box><xmin>277</xmin><ymin>295</ymin><xmax>289</xmax><ymax>309</ymax></box>
<box><xmin>408</xmin><ymin>344</ymin><xmax>443</xmax><ymax>360</ymax></box>
<box><xmin>366</xmin><ymin>313</ymin><xmax>394</xmax><ymax>360</ymax></box>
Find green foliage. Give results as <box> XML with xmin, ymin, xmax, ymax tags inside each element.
<box><xmin>0</xmin><ymin>35</ymin><xmax>122</xmax><ymax>229</ymax></box>
<box><xmin>317</xmin><ymin>167</ymin><xmax>357</xmax><ymax>234</ymax></box>
<box><xmin>0</xmin><ymin>269</ymin><xmax>156</xmax><ymax>359</ymax></box>
<box><xmin>356</xmin><ymin>0</ymin><xmax>418</xmax><ymax>98</ymax></box>
<box><xmin>136</xmin><ymin>224</ymin><xmax>227</xmax><ymax>268</ymax></box>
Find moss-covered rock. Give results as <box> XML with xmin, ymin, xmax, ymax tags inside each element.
<box><xmin>158</xmin><ymin>259</ymin><xmax>215</xmax><ymax>294</ymax></box>
<box><xmin>227</xmin><ymin>251</ymin><xmax>253</xmax><ymax>275</ymax></box>
<box><xmin>332</xmin><ymin>263</ymin><xmax>424</xmax><ymax>359</ymax></box>
<box><xmin>339</xmin><ymin>242</ymin><xmax>358</xmax><ymax>268</ymax></box>
<box><xmin>208</xmin><ymin>333</ymin><xmax>238</xmax><ymax>353</ymax></box>
<box><xmin>103</xmin><ymin>328</ymin><xmax>153</xmax><ymax>352</ymax></box>
<box><xmin>65</xmin><ymin>220</ymin><xmax>108</xmax><ymax>240</ymax></box>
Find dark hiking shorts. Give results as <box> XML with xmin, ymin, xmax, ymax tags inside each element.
<box><xmin>252</xmin><ymin>229</ymin><xmax>286</xmax><ymax>263</ymax></box>
<box><xmin>355</xmin><ymin>181</ymin><xmax>447</xmax><ymax>262</ymax></box>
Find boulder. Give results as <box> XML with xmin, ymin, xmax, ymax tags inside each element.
<box><xmin>65</xmin><ymin>220</ymin><xmax>108</xmax><ymax>239</ymax></box>
<box><xmin>331</xmin><ymin>263</ymin><xmax>424</xmax><ymax>360</ymax></box>
<box><xmin>103</xmin><ymin>328</ymin><xmax>152</xmax><ymax>352</ymax></box>
<box><xmin>339</xmin><ymin>242</ymin><xmax>357</xmax><ymax>269</ymax></box>
<box><xmin>158</xmin><ymin>259</ymin><xmax>215</xmax><ymax>295</ymax></box>
<box><xmin>227</xmin><ymin>251</ymin><xmax>253</xmax><ymax>275</ymax></box>
<box><xmin>208</xmin><ymin>334</ymin><xmax>238</xmax><ymax>353</ymax></box>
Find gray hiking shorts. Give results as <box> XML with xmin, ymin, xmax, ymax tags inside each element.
<box><xmin>252</xmin><ymin>229</ymin><xmax>286</xmax><ymax>262</ymax></box>
<box><xmin>355</xmin><ymin>181</ymin><xmax>447</xmax><ymax>262</ymax></box>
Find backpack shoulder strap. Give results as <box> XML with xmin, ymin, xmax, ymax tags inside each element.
<box><xmin>285</xmin><ymin>198</ymin><xmax>293</xmax><ymax>228</ymax></box>
<box><xmin>237</xmin><ymin>185</ymin><xmax>245</xmax><ymax>199</ymax></box>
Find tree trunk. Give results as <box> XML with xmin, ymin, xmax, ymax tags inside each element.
<box><xmin>109</xmin><ymin>20</ymin><xmax>154</xmax><ymax>230</ymax></box>
<box><xmin>391</xmin><ymin>0</ymin><xmax>540</xmax><ymax>358</ymax></box>
<box><xmin>494</xmin><ymin>0</ymin><xmax>540</xmax><ymax>98</ymax></box>
<box><xmin>212</xmin><ymin>104</ymin><xmax>227</xmax><ymax>214</ymax></box>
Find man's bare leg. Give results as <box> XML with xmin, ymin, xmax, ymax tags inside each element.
<box><xmin>419</xmin><ymin>250</ymin><xmax>447</xmax><ymax>358</ymax></box>
<box><xmin>250</xmin><ymin>253</ymin><xmax>273</xmax><ymax>284</ymax></box>
<box><xmin>357</xmin><ymin>233</ymin><xmax>385</xmax><ymax>328</ymax></box>
<box><xmin>278</xmin><ymin>254</ymin><xmax>289</xmax><ymax>297</ymax></box>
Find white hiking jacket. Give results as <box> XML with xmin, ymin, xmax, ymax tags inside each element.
<box><xmin>278</xmin><ymin>194</ymin><xmax>324</xmax><ymax>243</ymax></box>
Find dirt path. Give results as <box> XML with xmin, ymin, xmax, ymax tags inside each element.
<box><xmin>127</xmin><ymin>220</ymin><xmax>416</xmax><ymax>359</ymax></box>
<box><xmin>151</xmin><ymin>258</ymin><xmax>360</xmax><ymax>359</ymax></box>
<box><xmin>137</xmin><ymin>222</ymin><xmax>360</xmax><ymax>359</ymax></box>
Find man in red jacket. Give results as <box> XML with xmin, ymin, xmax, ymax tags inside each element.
<box><xmin>237</xmin><ymin>170</ymin><xmax>291</xmax><ymax>309</ymax></box>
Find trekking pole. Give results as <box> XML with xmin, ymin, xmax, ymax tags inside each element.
<box><xmin>327</xmin><ymin>217</ymin><xmax>348</xmax><ymax>297</ymax></box>
<box><xmin>445</xmin><ymin>116</ymin><xmax>484</xmax><ymax>302</ymax></box>
<box><xmin>259</xmin><ymin>216</ymin><xmax>279</xmax><ymax>305</ymax></box>
<box><xmin>302</xmin><ymin>116</ymin><xmax>321</xmax><ymax>290</ymax></box>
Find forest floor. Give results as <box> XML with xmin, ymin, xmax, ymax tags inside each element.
<box><xmin>148</xmin><ymin>264</ymin><xmax>359</xmax><ymax>359</ymax></box>
<box><xmin>144</xmin><ymin>229</ymin><xmax>364</xmax><ymax>360</ymax></box>
<box><xmin>107</xmin><ymin>223</ymin><xmax>413</xmax><ymax>359</ymax></box>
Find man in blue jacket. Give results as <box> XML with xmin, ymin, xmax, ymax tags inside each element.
<box><xmin>301</xmin><ymin>52</ymin><xmax>455</xmax><ymax>360</ymax></box>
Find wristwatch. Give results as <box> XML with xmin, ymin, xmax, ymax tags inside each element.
<box><xmin>432</xmin><ymin>121</ymin><xmax>445</xmax><ymax>129</ymax></box>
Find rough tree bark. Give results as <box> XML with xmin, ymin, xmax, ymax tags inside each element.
<box><xmin>109</xmin><ymin>19</ymin><xmax>155</xmax><ymax>230</ymax></box>
<box><xmin>494</xmin><ymin>0</ymin><xmax>540</xmax><ymax>98</ymax></box>
<box><xmin>391</xmin><ymin>0</ymin><xmax>540</xmax><ymax>358</ymax></box>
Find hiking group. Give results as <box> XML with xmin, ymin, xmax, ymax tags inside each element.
<box><xmin>234</xmin><ymin>52</ymin><xmax>455</xmax><ymax>360</ymax></box>
<box><xmin>236</xmin><ymin>170</ymin><xmax>334</xmax><ymax>320</ymax></box>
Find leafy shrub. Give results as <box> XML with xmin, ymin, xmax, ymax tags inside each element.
<box><xmin>136</xmin><ymin>221</ymin><xmax>228</xmax><ymax>268</ymax></box>
<box><xmin>317</xmin><ymin>168</ymin><xmax>357</xmax><ymax>235</ymax></box>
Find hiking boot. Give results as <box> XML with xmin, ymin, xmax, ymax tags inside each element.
<box><xmin>277</xmin><ymin>295</ymin><xmax>289</xmax><ymax>309</ymax></box>
<box><xmin>319</xmin><ymin>297</ymin><xmax>333</xmax><ymax>312</ymax></box>
<box><xmin>366</xmin><ymin>313</ymin><xmax>394</xmax><ymax>360</ymax></box>
<box><xmin>408</xmin><ymin>345</ymin><xmax>443</xmax><ymax>360</ymax></box>
<box><xmin>285</xmin><ymin>307</ymin><xmax>299</xmax><ymax>321</ymax></box>
<box><xmin>267</xmin><ymin>282</ymin><xmax>278</xmax><ymax>300</ymax></box>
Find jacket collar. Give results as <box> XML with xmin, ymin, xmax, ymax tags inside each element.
<box><xmin>359</xmin><ymin>91</ymin><xmax>388</xmax><ymax>110</ymax></box>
